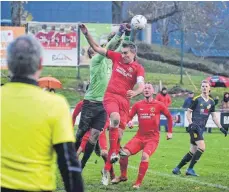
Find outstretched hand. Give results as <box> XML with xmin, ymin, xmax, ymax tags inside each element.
<box><xmin>79</xmin><ymin>24</ymin><xmax>88</xmax><ymax>35</ymax></box>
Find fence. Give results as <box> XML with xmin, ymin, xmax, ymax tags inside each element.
<box><xmin>71</xmin><ymin>107</ymin><xmax>229</xmax><ymax>129</ymax></box>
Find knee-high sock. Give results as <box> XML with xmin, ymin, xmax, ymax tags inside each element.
<box><xmin>102</xmin><ymin>155</ymin><xmax>115</xmax><ymax>178</ymax></box>
<box><xmin>104</xmin><ymin>150</ymin><xmax>112</xmax><ymax>171</ymax></box>
<box><xmin>189</xmin><ymin>148</ymin><xmax>204</xmax><ymax>169</ymax></box>
<box><xmin>120</xmin><ymin>157</ymin><xmax>128</xmax><ymax>178</ymax></box>
<box><xmin>81</xmin><ymin>141</ymin><xmax>95</xmax><ymax>169</ymax></box>
<box><xmin>177</xmin><ymin>151</ymin><xmax>193</xmax><ymax>169</ymax></box>
<box><xmin>135</xmin><ymin>162</ymin><xmax>149</xmax><ymax>185</ymax></box>
<box><xmin>109</xmin><ymin>128</ymin><xmax>119</xmax><ymax>154</ymax></box>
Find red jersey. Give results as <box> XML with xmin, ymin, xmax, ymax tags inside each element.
<box><xmin>55</xmin><ymin>32</ymin><xmax>67</xmax><ymax>47</ymax></box>
<box><xmin>47</xmin><ymin>30</ymin><xmax>57</xmax><ymax>47</ymax></box>
<box><xmin>72</xmin><ymin>100</ymin><xmax>83</xmax><ymax>126</ymax></box>
<box><xmin>35</xmin><ymin>31</ymin><xmax>48</xmax><ymax>47</ymax></box>
<box><xmin>106</xmin><ymin>50</ymin><xmax>145</xmax><ymax>98</ymax></box>
<box><xmin>155</xmin><ymin>93</ymin><xmax>172</xmax><ymax>107</ymax></box>
<box><xmin>66</xmin><ymin>32</ymin><xmax>77</xmax><ymax>48</ymax></box>
<box><xmin>129</xmin><ymin>99</ymin><xmax>173</xmax><ymax>138</ymax></box>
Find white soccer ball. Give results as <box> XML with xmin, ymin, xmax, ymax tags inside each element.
<box><xmin>131</xmin><ymin>15</ymin><xmax>147</xmax><ymax>30</ymax></box>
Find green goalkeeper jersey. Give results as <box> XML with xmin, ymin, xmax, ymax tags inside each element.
<box><xmin>84</xmin><ymin>34</ymin><xmax>130</xmax><ymax>102</ymax></box>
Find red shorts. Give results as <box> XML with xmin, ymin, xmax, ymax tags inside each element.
<box><xmin>124</xmin><ymin>136</ymin><xmax>159</xmax><ymax>156</ymax></box>
<box><xmin>103</xmin><ymin>93</ymin><xmax>129</xmax><ymax>130</ymax></box>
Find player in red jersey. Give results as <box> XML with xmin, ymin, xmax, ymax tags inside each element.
<box><xmin>35</xmin><ymin>24</ymin><xmax>48</xmax><ymax>47</ymax></box>
<box><xmin>112</xmin><ymin>83</ymin><xmax>173</xmax><ymax>189</ymax></box>
<box><xmin>55</xmin><ymin>26</ymin><xmax>68</xmax><ymax>47</ymax></box>
<box><xmin>66</xmin><ymin>26</ymin><xmax>77</xmax><ymax>48</ymax></box>
<box><xmin>72</xmin><ymin>100</ymin><xmax>115</xmax><ymax>180</ymax></box>
<box><xmin>79</xmin><ymin>24</ymin><xmax>145</xmax><ymax>186</ymax></box>
<box><xmin>47</xmin><ymin>26</ymin><xmax>58</xmax><ymax>47</ymax></box>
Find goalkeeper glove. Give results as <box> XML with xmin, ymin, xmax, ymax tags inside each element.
<box><xmin>117</xmin><ymin>23</ymin><xmax>126</xmax><ymax>37</ymax></box>
<box><xmin>125</xmin><ymin>23</ymin><xmax>131</xmax><ymax>36</ymax></box>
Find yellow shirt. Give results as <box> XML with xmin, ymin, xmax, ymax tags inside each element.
<box><xmin>1</xmin><ymin>82</ymin><xmax>75</xmax><ymax>191</ymax></box>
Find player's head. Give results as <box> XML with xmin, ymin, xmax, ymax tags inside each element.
<box><xmin>143</xmin><ymin>82</ymin><xmax>154</xmax><ymax>98</ymax></box>
<box><xmin>7</xmin><ymin>35</ymin><xmax>43</xmax><ymax>79</ymax></box>
<box><xmin>42</xmin><ymin>24</ymin><xmax>47</xmax><ymax>30</ymax></box>
<box><xmin>201</xmin><ymin>80</ymin><xmax>211</xmax><ymax>95</ymax></box>
<box><xmin>189</xmin><ymin>91</ymin><xmax>194</xmax><ymax>98</ymax></box>
<box><xmin>225</xmin><ymin>92</ymin><xmax>229</xmax><ymax>97</ymax></box>
<box><xmin>161</xmin><ymin>87</ymin><xmax>167</xmax><ymax>95</ymax></box>
<box><xmin>70</xmin><ymin>26</ymin><xmax>76</xmax><ymax>31</ymax></box>
<box><xmin>87</xmin><ymin>46</ymin><xmax>96</xmax><ymax>59</ymax></box>
<box><xmin>121</xmin><ymin>42</ymin><xmax>137</xmax><ymax>64</ymax></box>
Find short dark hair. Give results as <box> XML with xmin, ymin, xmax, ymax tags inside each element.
<box><xmin>122</xmin><ymin>41</ymin><xmax>137</xmax><ymax>54</ymax></box>
<box><xmin>201</xmin><ymin>80</ymin><xmax>211</xmax><ymax>86</ymax></box>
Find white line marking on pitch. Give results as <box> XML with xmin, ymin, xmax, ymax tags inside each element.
<box><xmin>128</xmin><ymin>165</ymin><xmax>229</xmax><ymax>190</ymax></box>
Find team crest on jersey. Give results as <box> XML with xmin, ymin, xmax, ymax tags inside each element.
<box><xmin>193</xmin><ymin>133</ymin><xmax>198</xmax><ymax>138</ymax></box>
<box><xmin>200</xmin><ymin>103</ymin><xmax>203</xmax><ymax>107</ymax></box>
<box><xmin>128</xmin><ymin>67</ymin><xmax>133</xmax><ymax>73</ymax></box>
<box><xmin>150</xmin><ymin>107</ymin><xmax>155</xmax><ymax>112</ymax></box>
<box><xmin>207</xmin><ymin>104</ymin><xmax>211</xmax><ymax>109</ymax></box>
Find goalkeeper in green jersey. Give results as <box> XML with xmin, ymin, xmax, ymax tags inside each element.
<box><xmin>75</xmin><ymin>23</ymin><xmax>132</xmax><ymax>170</ymax></box>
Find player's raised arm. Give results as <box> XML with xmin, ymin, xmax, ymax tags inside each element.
<box><xmin>79</xmin><ymin>24</ymin><xmax>107</xmax><ymax>56</ymax></box>
<box><xmin>211</xmin><ymin>112</ymin><xmax>228</xmax><ymax>136</ymax></box>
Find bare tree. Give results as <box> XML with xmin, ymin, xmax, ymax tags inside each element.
<box><xmin>11</xmin><ymin>1</ymin><xmax>29</xmax><ymax>26</ymax></box>
<box><xmin>124</xmin><ymin>1</ymin><xmax>180</xmax><ymax>23</ymax></box>
<box><xmin>125</xmin><ymin>1</ymin><xmax>227</xmax><ymax>47</ymax></box>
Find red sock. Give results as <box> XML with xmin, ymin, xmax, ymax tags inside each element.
<box><xmin>120</xmin><ymin>157</ymin><xmax>128</xmax><ymax>178</ymax></box>
<box><xmin>102</xmin><ymin>154</ymin><xmax>115</xmax><ymax>178</ymax></box>
<box><xmin>110</xmin><ymin>165</ymin><xmax>115</xmax><ymax>179</ymax></box>
<box><xmin>80</xmin><ymin>132</ymin><xmax>90</xmax><ymax>152</ymax></box>
<box><xmin>109</xmin><ymin>128</ymin><xmax>119</xmax><ymax>154</ymax></box>
<box><xmin>135</xmin><ymin>162</ymin><xmax>149</xmax><ymax>185</ymax></box>
<box><xmin>116</xmin><ymin>140</ymin><xmax>121</xmax><ymax>154</ymax></box>
<box><xmin>104</xmin><ymin>150</ymin><xmax>112</xmax><ymax>171</ymax></box>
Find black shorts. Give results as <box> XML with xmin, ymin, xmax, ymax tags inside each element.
<box><xmin>78</xmin><ymin>100</ymin><xmax>107</xmax><ymax>132</ymax></box>
<box><xmin>189</xmin><ymin>127</ymin><xmax>205</xmax><ymax>145</ymax></box>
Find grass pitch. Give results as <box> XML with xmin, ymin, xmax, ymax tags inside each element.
<box><xmin>56</xmin><ymin>128</ymin><xmax>229</xmax><ymax>192</ymax></box>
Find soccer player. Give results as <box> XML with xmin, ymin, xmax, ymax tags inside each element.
<box><xmin>72</xmin><ymin>101</ymin><xmax>116</xmax><ymax>180</ymax></box>
<box><xmin>47</xmin><ymin>25</ymin><xmax>58</xmax><ymax>47</ymax></box>
<box><xmin>79</xmin><ymin>24</ymin><xmax>145</xmax><ymax>185</ymax></box>
<box><xmin>1</xmin><ymin>35</ymin><xmax>84</xmax><ymax>192</ymax></box>
<box><xmin>35</xmin><ymin>24</ymin><xmax>48</xmax><ymax>47</ymax></box>
<box><xmin>56</xmin><ymin>25</ymin><xmax>67</xmax><ymax>47</ymax></box>
<box><xmin>75</xmin><ymin>23</ymin><xmax>131</xmax><ymax>170</ymax></box>
<box><xmin>111</xmin><ymin>83</ymin><xmax>173</xmax><ymax>189</ymax></box>
<box><xmin>172</xmin><ymin>80</ymin><xmax>228</xmax><ymax>176</ymax></box>
<box><xmin>67</xmin><ymin>26</ymin><xmax>77</xmax><ymax>48</ymax></box>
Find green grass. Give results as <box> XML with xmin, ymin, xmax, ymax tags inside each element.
<box><xmin>56</xmin><ymin>128</ymin><xmax>229</xmax><ymax>192</ymax></box>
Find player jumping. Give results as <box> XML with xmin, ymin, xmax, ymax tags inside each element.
<box><xmin>72</xmin><ymin>100</ymin><xmax>115</xmax><ymax>180</ymax></box>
